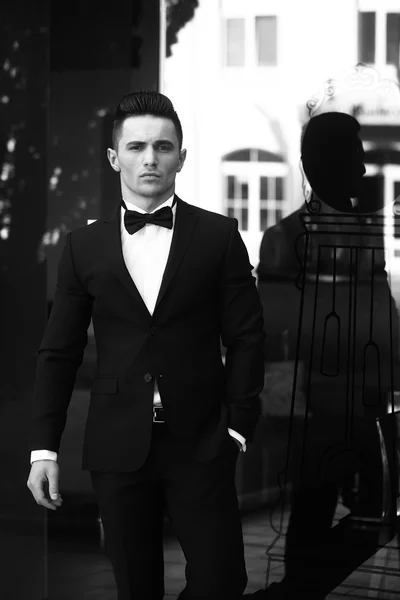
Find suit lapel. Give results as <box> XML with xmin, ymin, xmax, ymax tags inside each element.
<box><xmin>153</xmin><ymin>196</ymin><xmax>199</xmax><ymax>314</ymax></box>
<box><xmin>104</xmin><ymin>204</ymin><xmax>152</xmax><ymax>321</ymax></box>
<box><xmin>103</xmin><ymin>195</ymin><xmax>199</xmax><ymax>319</ymax></box>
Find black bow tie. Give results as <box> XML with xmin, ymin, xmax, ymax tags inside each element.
<box><xmin>122</xmin><ymin>199</ymin><xmax>175</xmax><ymax>235</ymax></box>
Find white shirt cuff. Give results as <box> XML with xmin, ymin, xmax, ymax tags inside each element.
<box><xmin>30</xmin><ymin>450</ymin><xmax>58</xmax><ymax>464</ymax></box>
<box><xmin>227</xmin><ymin>428</ymin><xmax>247</xmax><ymax>452</ymax></box>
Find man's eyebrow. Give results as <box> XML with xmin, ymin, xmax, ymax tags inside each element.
<box><xmin>154</xmin><ymin>139</ymin><xmax>175</xmax><ymax>145</ymax></box>
<box><xmin>125</xmin><ymin>139</ymin><xmax>175</xmax><ymax>146</ymax></box>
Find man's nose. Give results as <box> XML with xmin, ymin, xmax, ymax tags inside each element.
<box><xmin>143</xmin><ymin>148</ymin><xmax>157</xmax><ymax>166</ymax></box>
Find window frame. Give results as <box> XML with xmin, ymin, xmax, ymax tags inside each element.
<box><xmin>223</xmin><ymin>13</ymin><xmax>278</xmax><ymax>69</ymax></box>
<box><xmin>222</xmin><ymin>153</ymin><xmax>287</xmax><ymax>234</ymax></box>
<box><xmin>358</xmin><ymin>6</ymin><xmax>400</xmax><ymax>70</ymax></box>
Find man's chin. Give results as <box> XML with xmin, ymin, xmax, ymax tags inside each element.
<box><xmin>137</xmin><ymin>183</ymin><xmax>164</xmax><ymax>197</ymax></box>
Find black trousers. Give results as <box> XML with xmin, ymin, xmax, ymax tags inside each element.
<box><xmin>90</xmin><ymin>422</ymin><xmax>247</xmax><ymax>600</ymax></box>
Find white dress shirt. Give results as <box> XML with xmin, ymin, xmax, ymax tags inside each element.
<box><xmin>30</xmin><ymin>195</ymin><xmax>246</xmax><ymax>465</ymax></box>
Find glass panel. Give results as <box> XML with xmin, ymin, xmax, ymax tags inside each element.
<box><xmin>394</xmin><ymin>181</ymin><xmax>400</xmax><ymax>239</ymax></box>
<box><xmin>227</xmin><ymin>207</ymin><xmax>235</xmax><ymax>219</ymax></box>
<box><xmin>226</xmin><ymin>18</ymin><xmax>245</xmax><ymax>67</ymax></box>
<box><xmin>387</xmin><ymin>13</ymin><xmax>400</xmax><ymax>68</ymax></box>
<box><xmin>394</xmin><ymin>182</ymin><xmax>400</xmax><ymax>238</ymax></box>
<box><xmin>276</xmin><ymin>208</ymin><xmax>283</xmax><ymax>222</ymax></box>
<box><xmin>255</xmin><ymin>16</ymin><xmax>277</xmax><ymax>66</ymax></box>
<box><xmin>359</xmin><ymin>12</ymin><xmax>376</xmax><ymax>63</ymax></box>
<box><xmin>260</xmin><ymin>208</ymin><xmax>268</xmax><ymax>231</ymax></box>
<box><xmin>224</xmin><ymin>149</ymin><xmax>284</xmax><ymax>162</ymax></box>
<box><xmin>224</xmin><ymin>149</ymin><xmax>251</xmax><ymax>161</ymax></box>
<box><xmin>257</xmin><ymin>149</ymin><xmax>283</xmax><ymax>162</ymax></box>
<box><xmin>260</xmin><ymin>176</ymin><xmax>269</xmax><ymax>200</ymax></box>
<box><xmin>276</xmin><ymin>176</ymin><xmax>284</xmax><ymax>200</ymax></box>
<box><xmin>358</xmin><ymin>173</ymin><xmax>384</xmax><ymax>213</ymax></box>
<box><xmin>394</xmin><ymin>181</ymin><xmax>400</xmax><ymax>202</ymax></box>
<box><xmin>227</xmin><ymin>175</ymin><xmax>235</xmax><ymax>199</ymax></box>
<box><xmin>242</xmin><ymin>208</ymin><xmax>248</xmax><ymax>230</ymax></box>
<box><xmin>241</xmin><ymin>182</ymin><xmax>249</xmax><ymax>200</ymax></box>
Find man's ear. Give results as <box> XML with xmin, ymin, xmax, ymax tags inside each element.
<box><xmin>107</xmin><ymin>148</ymin><xmax>120</xmax><ymax>172</ymax></box>
<box><xmin>177</xmin><ymin>148</ymin><xmax>187</xmax><ymax>173</ymax></box>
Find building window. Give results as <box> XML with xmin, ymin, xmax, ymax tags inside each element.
<box><xmin>387</xmin><ymin>13</ymin><xmax>400</xmax><ymax>69</ymax></box>
<box><xmin>395</xmin><ymin>181</ymin><xmax>400</xmax><ymax>203</ymax></box>
<box><xmin>226</xmin><ymin>18</ymin><xmax>245</xmax><ymax>67</ymax></box>
<box><xmin>359</xmin><ymin>12</ymin><xmax>376</xmax><ymax>64</ymax></box>
<box><xmin>260</xmin><ymin>175</ymin><xmax>284</xmax><ymax>230</ymax></box>
<box><xmin>255</xmin><ymin>16</ymin><xmax>277</xmax><ymax>66</ymax></box>
<box><xmin>394</xmin><ymin>181</ymin><xmax>400</xmax><ymax>238</ymax></box>
<box><xmin>226</xmin><ymin>174</ymin><xmax>249</xmax><ymax>230</ymax></box>
<box><xmin>358</xmin><ymin>9</ymin><xmax>400</xmax><ymax>74</ymax></box>
<box><xmin>224</xmin><ymin>15</ymin><xmax>277</xmax><ymax>68</ymax></box>
<box><xmin>222</xmin><ymin>148</ymin><xmax>287</xmax><ymax>234</ymax></box>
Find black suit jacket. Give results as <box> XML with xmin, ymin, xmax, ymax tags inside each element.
<box><xmin>29</xmin><ymin>196</ymin><xmax>265</xmax><ymax>471</ymax></box>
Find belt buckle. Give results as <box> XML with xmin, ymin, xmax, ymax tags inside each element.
<box><xmin>153</xmin><ymin>407</ymin><xmax>165</xmax><ymax>423</ymax></box>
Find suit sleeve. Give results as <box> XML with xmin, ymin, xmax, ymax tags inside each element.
<box><xmin>29</xmin><ymin>232</ymin><xmax>93</xmax><ymax>454</ymax></box>
<box><xmin>219</xmin><ymin>219</ymin><xmax>266</xmax><ymax>443</ymax></box>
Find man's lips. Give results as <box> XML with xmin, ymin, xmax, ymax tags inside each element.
<box><xmin>141</xmin><ymin>173</ymin><xmax>160</xmax><ymax>178</ymax></box>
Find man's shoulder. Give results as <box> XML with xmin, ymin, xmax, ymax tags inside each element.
<box><xmin>262</xmin><ymin>205</ymin><xmax>305</xmax><ymax>240</ymax></box>
<box><xmin>69</xmin><ymin>217</ymin><xmax>107</xmax><ymax>239</ymax></box>
<box><xmin>181</xmin><ymin>199</ymin><xmax>235</xmax><ymax>229</ymax></box>
<box><xmin>66</xmin><ymin>218</ymin><xmax>109</xmax><ymax>258</ymax></box>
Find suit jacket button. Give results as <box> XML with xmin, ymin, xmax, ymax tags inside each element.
<box><xmin>144</xmin><ymin>373</ymin><xmax>153</xmax><ymax>383</ymax></box>
<box><xmin>150</xmin><ymin>327</ymin><xmax>158</xmax><ymax>335</ymax></box>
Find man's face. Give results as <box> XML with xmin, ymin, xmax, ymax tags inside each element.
<box><xmin>107</xmin><ymin>115</ymin><xmax>186</xmax><ymax>203</ymax></box>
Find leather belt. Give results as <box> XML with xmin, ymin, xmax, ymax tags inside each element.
<box><xmin>153</xmin><ymin>406</ymin><xmax>165</xmax><ymax>423</ymax></box>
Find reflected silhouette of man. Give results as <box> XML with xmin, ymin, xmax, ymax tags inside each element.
<box><xmin>27</xmin><ymin>91</ymin><xmax>265</xmax><ymax>600</ymax></box>
<box><xmin>247</xmin><ymin>112</ymin><xmax>400</xmax><ymax>599</ymax></box>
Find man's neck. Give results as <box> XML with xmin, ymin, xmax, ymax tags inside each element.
<box><xmin>122</xmin><ymin>189</ymin><xmax>175</xmax><ymax>213</ymax></box>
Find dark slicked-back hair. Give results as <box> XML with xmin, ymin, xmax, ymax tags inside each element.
<box><xmin>112</xmin><ymin>90</ymin><xmax>183</xmax><ymax>150</ymax></box>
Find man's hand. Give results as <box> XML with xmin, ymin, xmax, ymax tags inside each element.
<box><xmin>27</xmin><ymin>460</ymin><xmax>63</xmax><ymax>511</ymax></box>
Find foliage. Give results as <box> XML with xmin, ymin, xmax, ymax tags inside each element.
<box><xmin>166</xmin><ymin>0</ymin><xmax>199</xmax><ymax>57</ymax></box>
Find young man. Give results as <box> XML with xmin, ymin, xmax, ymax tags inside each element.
<box><xmin>27</xmin><ymin>91</ymin><xmax>265</xmax><ymax>600</ymax></box>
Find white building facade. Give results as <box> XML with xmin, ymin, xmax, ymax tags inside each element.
<box><xmin>161</xmin><ymin>0</ymin><xmax>400</xmax><ymax>270</ymax></box>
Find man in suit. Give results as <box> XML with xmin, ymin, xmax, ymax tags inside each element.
<box><xmin>26</xmin><ymin>91</ymin><xmax>265</xmax><ymax>600</ymax></box>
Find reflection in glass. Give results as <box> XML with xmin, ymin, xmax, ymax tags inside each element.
<box><xmin>225</xmin><ymin>149</ymin><xmax>252</xmax><ymax>162</ymax></box>
<box><xmin>358</xmin><ymin>11</ymin><xmax>376</xmax><ymax>64</ymax></box>
<box><xmin>226</xmin><ymin>18</ymin><xmax>245</xmax><ymax>67</ymax></box>
<box><xmin>276</xmin><ymin>176</ymin><xmax>284</xmax><ymax>200</ymax></box>
<box><xmin>225</xmin><ymin>174</ymin><xmax>249</xmax><ymax>231</ymax></box>
<box><xmin>394</xmin><ymin>181</ymin><xmax>400</xmax><ymax>203</ymax></box>
<box><xmin>260</xmin><ymin>209</ymin><xmax>268</xmax><ymax>231</ymax></box>
<box><xmin>259</xmin><ymin>176</ymin><xmax>284</xmax><ymax>231</ymax></box>
<box><xmin>260</xmin><ymin>176</ymin><xmax>268</xmax><ymax>200</ymax></box>
<box><xmin>227</xmin><ymin>175</ymin><xmax>235</xmax><ymax>199</ymax></box>
<box><xmin>255</xmin><ymin>16</ymin><xmax>277</xmax><ymax>66</ymax></box>
<box><xmin>386</xmin><ymin>13</ymin><xmax>400</xmax><ymax>70</ymax></box>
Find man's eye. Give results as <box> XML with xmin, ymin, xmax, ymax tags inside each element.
<box><xmin>130</xmin><ymin>145</ymin><xmax>141</xmax><ymax>150</ymax></box>
<box><xmin>158</xmin><ymin>145</ymin><xmax>170</xmax><ymax>151</ymax></box>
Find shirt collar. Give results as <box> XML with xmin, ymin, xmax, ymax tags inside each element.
<box><xmin>122</xmin><ymin>194</ymin><xmax>176</xmax><ymax>215</ymax></box>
